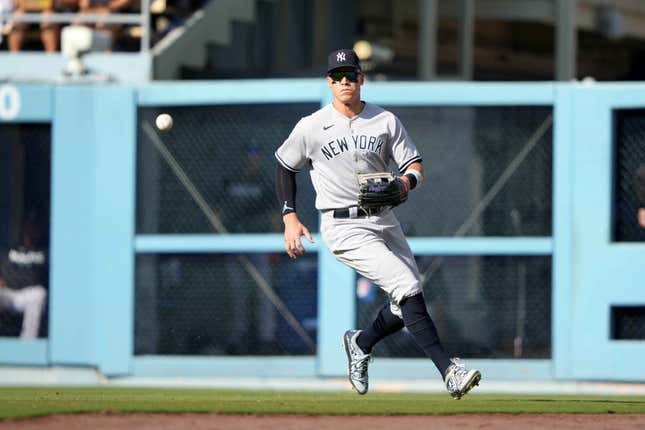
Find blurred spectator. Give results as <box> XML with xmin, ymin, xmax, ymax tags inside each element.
<box><xmin>78</xmin><ymin>0</ymin><xmax>131</xmax><ymax>50</ymax></box>
<box><xmin>635</xmin><ymin>164</ymin><xmax>645</xmax><ymax>229</ymax></box>
<box><xmin>225</xmin><ymin>253</ymin><xmax>277</xmax><ymax>354</ymax></box>
<box><xmin>1</xmin><ymin>0</ymin><xmax>12</xmax><ymax>45</ymax></box>
<box><xmin>149</xmin><ymin>0</ymin><xmax>199</xmax><ymax>44</ymax></box>
<box><xmin>5</xmin><ymin>0</ymin><xmax>78</xmax><ymax>52</ymax></box>
<box><xmin>0</xmin><ymin>219</ymin><xmax>48</xmax><ymax>339</ymax></box>
<box><xmin>222</xmin><ymin>146</ymin><xmax>278</xmax><ymax>354</ymax></box>
<box><xmin>7</xmin><ymin>0</ymin><xmax>57</xmax><ymax>52</ymax></box>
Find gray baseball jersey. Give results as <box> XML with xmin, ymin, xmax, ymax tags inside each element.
<box><xmin>275</xmin><ymin>102</ymin><xmax>421</xmax><ymax>210</ymax></box>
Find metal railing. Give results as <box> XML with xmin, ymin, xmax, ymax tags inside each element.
<box><xmin>1</xmin><ymin>1</ymin><xmax>151</xmax><ymax>51</ymax></box>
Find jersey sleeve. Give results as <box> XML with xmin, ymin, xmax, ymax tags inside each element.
<box><xmin>389</xmin><ymin>114</ymin><xmax>422</xmax><ymax>173</ymax></box>
<box><xmin>275</xmin><ymin>117</ymin><xmax>310</xmax><ymax>173</ymax></box>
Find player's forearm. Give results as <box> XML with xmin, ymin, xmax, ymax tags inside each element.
<box><xmin>403</xmin><ymin>162</ymin><xmax>424</xmax><ymax>190</ymax></box>
<box><xmin>407</xmin><ymin>162</ymin><xmax>424</xmax><ymax>175</ymax></box>
<box><xmin>275</xmin><ymin>163</ymin><xmax>297</xmax><ymax>215</ymax></box>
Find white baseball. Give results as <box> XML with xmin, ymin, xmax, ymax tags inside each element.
<box><xmin>155</xmin><ymin>113</ymin><xmax>173</xmax><ymax>131</ymax></box>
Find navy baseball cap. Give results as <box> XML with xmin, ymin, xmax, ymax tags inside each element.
<box><xmin>327</xmin><ymin>49</ymin><xmax>362</xmax><ymax>73</ymax></box>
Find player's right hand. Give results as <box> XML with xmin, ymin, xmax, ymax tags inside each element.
<box><xmin>283</xmin><ymin>213</ymin><xmax>314</xmax><ymax>259</ymax></box>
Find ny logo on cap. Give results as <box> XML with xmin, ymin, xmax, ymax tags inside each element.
<box><xmin>336</xmin><ymin>52</ymin><xmax>346</xmax><ymax>62</ymax></box>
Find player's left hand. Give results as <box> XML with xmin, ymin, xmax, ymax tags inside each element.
<box><xmin>358</xmin><ymin>173</ymin><xmax>408</xmax><ymax>210</ymax></box>
<box><xmin>283</xmin><ymin>213</ymin><xmax>314</xmax><ymax>259</ymax></box>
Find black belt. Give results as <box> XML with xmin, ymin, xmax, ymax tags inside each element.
<box><xmin>332</xmin><ymin>207</ymin><xmax>383</xmax><ymax>218</ymax></box>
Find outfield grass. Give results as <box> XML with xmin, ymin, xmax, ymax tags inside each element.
<box><xmin>1</xmin><ymin>387</ymin><xmax>645</xmax><ymax>419</ymax></box>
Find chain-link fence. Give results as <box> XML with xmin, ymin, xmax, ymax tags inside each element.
<box><xmin>136</xmin><ymin>103</ymin><xmax>320</xmax><ymax>235</ymax></box>
<box><xmin>135</xmin><ymin>252</ymin><xmax>317</xmax><ymax>355</ymax></box>
<box><xmin>137</xmin><ymin>104</ymin><xmax>552</xmax><ymax>237</ymax></box>
<box><xmin>135</xmin><ymin>103</ymin><xmax>553</xmax><ymax>358</ymax></box>
<box><xmin>0</xmin><ymin>124</ymin><xmax>51</xmax><ymax>338</ymax></box>
<box><xmin>611</xmin><ymin>306</ymin><xmax>645</xmax><ymax>340</ymax></box>
<box><xmin>135</xmin><ymin>104</ymin><xmax>321</xmax><ymax>356</ymax></box>
<box><xmin>388</xmin><ymin>106</ymin><xmax>552</xmax><ymax>237</ymax></box>
<box><xmin>613</xmin><ymin>108</ymin><xmax>645</xmax><ymax>242</ymax></box>
<box><xmin>357</xmin><ymin>256</ymin><xmax>552</xmax><ymax>359</ymax></box>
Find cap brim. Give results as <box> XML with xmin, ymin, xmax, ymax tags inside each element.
<box><xmin>327</xmin><ymin>66</ymin><xmax>361</xmax><ymax>73</ymax></box>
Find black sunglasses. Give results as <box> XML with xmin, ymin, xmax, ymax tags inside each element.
<box><xmin>328</xmin><ymin>71</ymin><xmax>361</xmax><ymax>83</ymax></box>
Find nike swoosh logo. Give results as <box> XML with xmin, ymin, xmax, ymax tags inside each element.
<box><xmin>323</xmin><ymin>124</ymin><xmax>335</xmax><ymax>130</ymax></box>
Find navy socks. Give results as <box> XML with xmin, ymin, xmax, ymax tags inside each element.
<box><xmin>355</xmin><ymin>292</ymin><xmax>452</xmax><ymax>378</ymax></box>
<box><xmin>400</xmin><ymin>293</ymin><xmax>452</xmax><ymax>378</ymax></box>
<box><xmin>356</xmin><ymin>303</ymin><xmax>405</xmax><ymax>354</ymax></box>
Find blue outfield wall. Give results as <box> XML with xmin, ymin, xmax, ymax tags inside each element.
<box><xmin>50</xmin><ymin>86</ymin><xmax>136</xmax><ymax>375</ymax></box>
<box><xmin>0</xmin><ymin>81</ymin><xmax>644</xmax><ymax>382</ymax></box>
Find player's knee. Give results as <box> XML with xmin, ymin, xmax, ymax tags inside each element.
<box><xmin>400</xmin><ymin>293</ymin><xmax>434</xmax><ymax>331</ymax></box>
<box><xmin>399</xmin><ymin>292</ymin><xmax>441</xmax><ymax>346</ymax></box>
<box><xmin>390</xmin><ymin>280</ymin><xmax>422</xmax><ymax>306</ymax></box>
<box><xmin>399</xmin><ymin>292</ymin><xmax>427</xmax><ymax>318</ymax></box>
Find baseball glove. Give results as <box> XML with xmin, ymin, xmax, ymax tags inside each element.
<box><xmin>357</xmin><ymin>172</ymin><xmax>408</xmax><ymax>211</ymax></box>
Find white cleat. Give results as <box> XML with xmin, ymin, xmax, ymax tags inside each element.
<box><xmin>343</xmin><ymin>330</ymin><xmax>371</xmax><ymax>395</ymax></box>
<box><xmin>444</xmin><ymin>359</ymin><xmax>481</xmax><ymax>400</ymax></box>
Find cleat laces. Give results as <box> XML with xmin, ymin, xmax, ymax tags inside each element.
<box><xmin>350</xmin><ymin>354</ymin><xmax>371</xmax><ymax>384</ymax></box>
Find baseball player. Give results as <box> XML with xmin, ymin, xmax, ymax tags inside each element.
<box><xmin>275</xmin><ymin>49</ymin><xmax>481</xmax><ymax>399</ymax></box>
<box><xmin>0</xmin><ymin>219</ymin><xmax>47</xmax><ymax>339</ymax></box>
